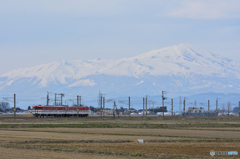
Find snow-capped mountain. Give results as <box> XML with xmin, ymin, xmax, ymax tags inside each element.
<box><xmin>0</xmin><ymin>44</ymin><xmax>239</xmax><ymax>100</ymax></box>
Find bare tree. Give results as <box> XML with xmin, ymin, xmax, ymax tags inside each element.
<box><xmin>222</xmin><ymin>104</ymin><xmax>225</xmax><ymax>114</ymax></box>
<box><xmin>0</xmin><ymin>102</ymin><xmax>10</xmax><ymax>112</ymax></box>
<box><xmin>227</xmin><ymin>102</ymin><xmax>231</xmax><ymax>115</ymax></box>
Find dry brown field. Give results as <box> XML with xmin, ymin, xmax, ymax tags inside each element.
<box><xmin>0</xmin><ymin>115</ymin><xmax>239</xmax><ymax>158</ymax></box>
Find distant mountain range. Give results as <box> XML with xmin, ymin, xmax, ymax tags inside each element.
<box><xmin>0</xmin><ymin>44</ymin><xmax>239</xmax><ymax>109</ymax></box>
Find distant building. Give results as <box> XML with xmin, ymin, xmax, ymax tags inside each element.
<box><xmin>183</xmin><ymin>107</ymin><xmax>216</xmax><ymax>117</ymax></box>
<box><xmin>187</xmin><ymin>107</ymin><xmax>204</xmax><ymax>113</ymax></box>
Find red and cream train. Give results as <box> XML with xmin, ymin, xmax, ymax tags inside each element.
<box><xmin>32</xmin><ymin>105</ymin><xmax>90</xmax><ymax>117</ymax></box>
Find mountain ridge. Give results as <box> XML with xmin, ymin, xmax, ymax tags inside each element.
<box><xmin>0</xmin><ymin>44</ymin><xmax>239</xmax><ymax>96</ymax></box>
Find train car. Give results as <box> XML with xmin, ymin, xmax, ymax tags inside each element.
<box><xmin>32</xmin><ymin>105</ymin><xmax>89</xmax><ymax>117</ymax></box>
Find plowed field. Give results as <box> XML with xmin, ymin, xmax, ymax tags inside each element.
<box><xmin>0</xmin><ymin>116</ymin><xmax>239</xmax><ymax>158</ymax></box>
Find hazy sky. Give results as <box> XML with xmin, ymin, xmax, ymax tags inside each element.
<box><xmin>0</xmin><ymin>0</ymin><xmax>239</xmax><ymax>75</ymax></box>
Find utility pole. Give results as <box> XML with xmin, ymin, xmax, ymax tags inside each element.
<box><xmin>208</xmin><ymin>100</ymin><xmax>210</xmax><ymax>117</ymax></box>
<box><xmin>60</xmin><ymin>93</ymin><xmax>64</xmax><ymax>106</ymax></box>
<box><xmin>146</xmin><ymin>96</ymin><xmax>147</xmax><ymax>117</ymax></box>
<box><xmin>47</xmin><ymin>92</ymin><xmax>49</xmax><ymax>106</ymax></box>
<box><xmin>183</xmin><ymin>99</ymin><xmax>185</xmax><ymax>117</ymax></box>
<box><xmin>77</xmin><ymin>95</ymin><xmax>79</xmax><ymax>117</ymax></box>
<box><xmin>80</xmin><ymin>96</ymin><xmax>81</xmax><ymax>107</ymax></box>
<box><xmin>54</xmin><ymin>93</ymin><xmax>64</xmax><ymax>106</ymax></box>
<box><xmin>14</xmin><ymin>94</ymin><xmax>16</xmax><ymax>120</ymax></box>
<box><xmin>216</xmin><ymin>99</ymin><xmax>218</xmax><ymax>117</ymax></box>
<box><xmin>171</xmin><ymin>98</ymin><xmax>173</xmax><ymax>116</ymax></box>
<box><xmin>162</xmin><ymin>91</ymin><xmax>167</xmax><ymax>118</ymax></box>
<box><xmin>113</xmin><ymin>101</ymin><xmax>116</xmax><ymax>119</ymax></box>
<box><xmin>55</xmin><ymin>93</ymin><xmax>57</xmax><ymax>106</ymax></box>
<box><xmin>103</xmin><ymin>97</ymin><xmax>105</xmax><ymax>117</ymax></box>
<box><xmin>128</xmin><ymin>96</ymin><xmax>130</xmax><ymax>118</ymax></box>
<box><xmin>101</xmin><ymin>96</ymin><xmax>103</xmax><ymax>117</ymax></box>
<box><xmin>143</xmin><ymin>97</ymin><xmax>145</xmax><ymax>117</ymax></box>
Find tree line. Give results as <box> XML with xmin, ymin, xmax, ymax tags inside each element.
<box><xmin>0</xmin><ymin>102</ymin><xmax>25</xmax><ymax>112</ymax></box>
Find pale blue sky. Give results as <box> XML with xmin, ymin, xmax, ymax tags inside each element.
<box><xmin>0</xmin><ymin>0</ymin><xmax>240</xmax><ymax>74</ymax></box>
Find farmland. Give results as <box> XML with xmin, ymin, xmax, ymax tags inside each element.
<box><xmin>0</xmin><ymin>115</ymin><xmax>239</xmax><ymax>158</ymax></box>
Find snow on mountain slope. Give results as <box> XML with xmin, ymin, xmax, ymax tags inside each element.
<box><xmin>1</xmin><ymin>60</ymin><xmax>76</xmax><ymax>87</ymax></box>
<box><xmin>0</xmin><ymin>44</ymin><xmax>239</xmax><ymax>91</ymax></box>
<box><xmin>126</xmin><ymin>44</ymin><xmax>240</xmax><ymax>78</ymax></box>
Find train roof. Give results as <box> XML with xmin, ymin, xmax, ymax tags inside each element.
<box><xmin>33</xmin><ymin>105</ymin><xmax>88</xmax><ymax>108</ymax></box>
